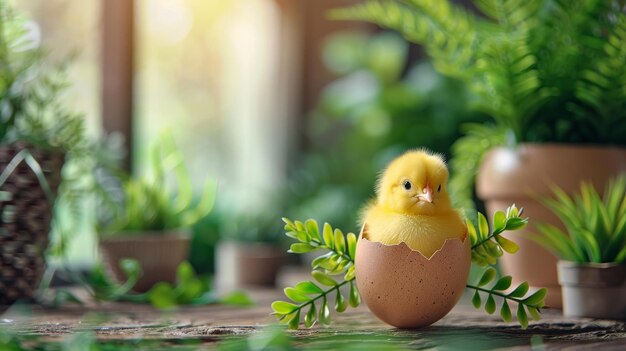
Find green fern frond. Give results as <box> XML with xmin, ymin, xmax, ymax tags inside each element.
<box><xmin>476</xmin><ymin>0</ymin><xmax>542</xmax><ymax>32</ymax></box>
<box><xmin>332</xmin><ymin>0</ymin><xmax>478</xmax><ymax>80</ymax></box>
<box><xmin>575</xmin><ymin>12</ymin><xmax>626</xmax><ymax>142</ymax></box>
<box><xmin>473</xmin><ymin>34</ymin><xmax>547</xmax><ymax>136</ymax></box>
<box><xmin>449</xmin><ymin>124</ymin><xmax>506</xmax><ymax>211</ymax></box>
<box><xmin>530</xmin><ymin>0</ymin><xmax>609</xmax><ymax>87</ymax></box>
<box><xmin>335</xmin><ymin>0</ymin><xmax>626</xmax><ymax>145</ymax></box>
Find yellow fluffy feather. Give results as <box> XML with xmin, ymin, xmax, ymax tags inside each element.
<box><xmin>361</xmin><ymin>149</ymin><xmax>466</xmax><ymax>257</ymax></box>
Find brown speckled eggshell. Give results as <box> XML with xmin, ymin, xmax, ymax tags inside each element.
<box><xmin>355</xmin><ymin>225</ymin><xmax>471</xmax><ymax>328</ymax></box>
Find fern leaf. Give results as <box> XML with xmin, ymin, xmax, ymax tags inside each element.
<box><xmin>332</xmin><ymin>0</ymin><xmax>478</xmax><ymax>80</ymax></box>
<box><xmin>575</xmin><ymin>12</ymin><xmax>626</xmax><ymax>142</ymax></box>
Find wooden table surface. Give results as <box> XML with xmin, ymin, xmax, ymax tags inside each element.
<box><xmin>1</xmin><ymin>285</ymin><xmax>625</xmax><ymax>350</ymax></box>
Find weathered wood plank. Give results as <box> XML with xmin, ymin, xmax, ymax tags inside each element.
<box><xmin>1</xmin><ymin>287</ymin><xmax>624</xmax><ymax>350</ymax></box>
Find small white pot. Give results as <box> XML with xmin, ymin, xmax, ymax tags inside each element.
<box><xmin>558</xmin><ymin>260</ymin><xmax>626</xmax><ymax>319</ymax></box>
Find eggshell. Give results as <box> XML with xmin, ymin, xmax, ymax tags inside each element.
<box><xmin>355</xmin><ymin>225</ymin><xmax>471</xmax><ymax>328</ymax></box>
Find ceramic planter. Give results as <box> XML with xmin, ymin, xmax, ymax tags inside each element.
<box><xmin>477</xmin><ymin>144</ymin><xmax>626</xmax><ymax>308</ymax></box>
<box><xmin>100</xmin><ymin>229</ymin><xmax>191</xmax><ymax>292</ymax></box>
<box><xmin>558</xmin><ymin>261</ymin><xmax>626</xmax><ymax>319</ymax></box>
<box><xmin>215</xmin><ymin>241</ymin><xmax>286</xmax><ymax>291</ymax></box>
<box><xmin>0</xmin><ymin>144</ymin><xmax>63</xmax><ymax>304</ymax></box>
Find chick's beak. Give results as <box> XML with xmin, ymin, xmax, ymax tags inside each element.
<box><xmin>417</xmin><ymin>185</ymin><xmax>434</xmax><ymax>203</ymax></box>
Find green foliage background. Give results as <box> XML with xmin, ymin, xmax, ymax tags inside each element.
<box><xmin>283</xmin><ymin>31</ymin><xmax>487</xmax><ymax>232</ymax></box>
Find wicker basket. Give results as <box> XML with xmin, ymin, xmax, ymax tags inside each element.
<box><xmin>0</xmin><ymin>143</ymin><xmax>63</xmax><ymax>305</ymax></box>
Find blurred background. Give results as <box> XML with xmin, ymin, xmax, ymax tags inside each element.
<box><xmin>14</xmin><ymin>0</ymin><xmax>486</xmax><ymax>284</ymax></box>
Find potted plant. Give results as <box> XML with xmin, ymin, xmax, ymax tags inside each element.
<box><xmin>533</xmin><ymin>176</ymin><xmax>626</xmax><ymax>319</ymax></box>
<box><xmin>98</xmin><ymin>132</ymin><xmax>216</xmax><ymax>292</ymax></box>
<box><xmin>0</xmin><ymin>1</ymin><xmax>87</xmax><ymax>304</ymax></box>
<box><xmin>334</xmin><ymin>0</ymin><xmax>626</xmax><ymax>306</ymax></box>
<box><xmin>215</xmin><ymin>208</ymin><xmax>287</xmax><ymax>291</ymax></box>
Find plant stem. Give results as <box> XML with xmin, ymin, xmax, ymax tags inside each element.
<box><xmin>280</xmin><ymin>279</ymin><xmax>353</xmax><ymax>319</ymax></box>
<box><xmin>465</xmin><ymin>283</ymin><xmax>526</xmax><ymax>305</ymax></box>
<box><xmin>309</xmin><ymin>238</ymin><xmax>353</xmax><ymax>264</ymax></box>
<box><xmin>471</xmin><ymin>229</ymin><xmax>503</xmax><ymax>251</ymax></box>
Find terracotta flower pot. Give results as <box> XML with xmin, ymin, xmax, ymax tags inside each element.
<box><xmin>215</xmin><ymin>241</ymin><xmax>286</xmax><ymax>291</ymax></box>
<box><xmin>558</xmin><ymin>261</ymin><xmax>626</xmax><ymax>319</ymax></box>
<box><xmin>477</xmin><ymin>144</ymin><xmax>626</xmax><ymax>308</ymax></box>
<box><xmin>100</xmin><ymin>230</ymin><xmax>191</xmax><ymax>292</ymax></box>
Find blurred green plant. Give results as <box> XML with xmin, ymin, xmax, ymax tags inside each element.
<box><xmin>334</xmin><ymin>0</ymin><xmax>626</xmax><ymax>209</ymax></box>
<box><xmin>50</xmin><ymin>259</ymin><xmax>252</xmax><ymax>310</ymax></box>
<box><xmin>287</xmin><ymin>31</ymin><xmax>486</xmax><ymax>231</ymax></box>
<box><xmin>219</xmin><ymin>206</ymin><xmax>288</xmax><ymax>244</ymax></box>
<box><xmin>272</xmin><ymin>205</ymin><xmax>545</xmax><ymax>329</ymax></box>
<box><xmin>0</xmin><ymin>0</ymin><xmax>85</xmax><ymax>152</ymax></box>
<box><xmin>98</xmin><ymin>132</ymin><xmax>216</xmax><ymax>235</ymax></box>
<box><xmin>532</xmin><ymin>175</ymin><xmax>626</xmax><ymax>264</ymax></box>
<box><xmin>0</xmin><ymin>0</ymin><xmax>94</xmax><ymax>259</ymax></box>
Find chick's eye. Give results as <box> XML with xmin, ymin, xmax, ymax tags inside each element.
<box><xmin>437</xmin><ymin>184</ymin><xmax>441</xmax><ymax>192</ymax></box>
<box><xmin>403</xmin><ymin>180</ymin><xmax>412</xmax><ymax>191</ymax></box>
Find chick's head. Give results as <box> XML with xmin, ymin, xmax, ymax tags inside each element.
<box><xmin>376</xmin><ymin>150</ymin><xmax>452</xmax><ymax>215</ymax></box>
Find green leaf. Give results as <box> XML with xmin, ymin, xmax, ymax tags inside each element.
<box><xmin>119</xmin><ymin>259</ymin><xmax>142</xmax><ymax>280</ymax></box>
<box><xmin>295</xmin><ymin>230</ymin><xmax>309</xmax><ymax>243</ymax></box>
<box><xmin>533</xmin><ymin>223</ymin><xmax>583</xmax><ymax>261</ymax></box>
<box><xmin>285</xmin><ymin>231</ymin><xmax>298</xmax><ymax>240</ymax></box>
<box><xmin>615</xmin><ymin>245</ymin><xmax>626</xmax><ymax>264</ymax></box>
<box><xmin>527</xmin><ymin>306</ymin><xmax>541</xmax><ymax>321</ymax></box>
<box><xmin>288</xmin><ymin>310</ymin><xmax>301</xmax><ymax>330</ymax></box>
<box><xmin>508</xmin><ymin>282</ymin><xmax>529</xmax><ymax>298</ymax></box>
<box><xmin>478</xmin><ymin>212</ymin><xmax>489</xmax><ymax>240</ymax></box>
<box><xmin>305</xmin><ymin>219</ymin><xmax>321</xmax><ymax>241</ymax></box>
<box><xmin>289</xmin><ymin>243</ymin><xmax>315</xmax><ymax>254</ymax></box>
<box><xmin>221</xmin><ymin>291</ymin><xmax>254</xmax><ymax>306</ymax></box>
<box><xmin>319</xmin><ymin>298</ymin><xmax>331</xmax><ymax>325</ymax></box>
<box><xmin>148</xmin><ymin>282</ymin><xmax>177</xmax><ymax>309</ymax></box>
<box><xmin>496</xmin><ymin>235</ymin><xmax>519</xmax><ymax>254</ymax></box>
<box><xmin>506</xmin><ymin>204</ymin><xmax>519</xmax><ymax>219</ymax></box>
<box><xmin>335</xmin><ymin>290</ymin><xmax>347</xmax><ymax>312</ymax></box>
<box><xmin>467</xmin><ymin>220</ymin><xmax>478</xmax><ymax>245</ymax></box>
<box><xmin>176</xmin><ymin>261</ymin><xmax>194</xmax><ymax>283</ymax></box>
<box><xmin>485</xmin><ymin>240</ymin><xmax>503</xmax><ymax>258</ymax></box>
<box><xmin>344</xmin><ymin>265</ymin><xmax>356</xmax><ymax>281</ymax></box>
<box><xmin>505</xmin><ymin>217</ymin><xmax>528</xmax><ymax>231</ymax></box>
<box><xmin>278</xmin><ymin>311</ymin><xmax>295</xmax><ymax>325</ymax></box>
<box><xmin>311</xmin><ymin>252</ymin><xmax>333</xmax><ymax>269</ymax></box>
<box><xmin>334</xmin><ymin>228</ymin><xmax>346</xmax><ymax>254</ymax></box>
<box><xmin>315</xmin><ymin>254</ymin><xmax>340</xmax><ymax>271</ymax></box>
<box><xmin>517</xmin><ymin>304</ymin><xmax>529</xmax><ymax>329</ymax></box>
<box><xmin>485</xmin><ymin>294</ymin><xmax>496</xmax><ymax>314</ymax></box>
<box><xmin>282</xmin><ymin>217</ymin><xmax>295</xmax><ymax>231</ymax></box>
<box><xmin>523</xmin><ymin>288</ymin><xmax>547</xmax><ymax>307</ymax></box>
<box><xmin>493</xmin><ymin>276</ymin><xmax>512</xmax><ymax>291</ymax></box>
<box><xmin>323</xmin><ymin>223</ymin><xmax>335</xmax><ymax>249</ymax></box>
<box><xmin>312</xmin><ymin>271</ymin><xmax>337</xmax><ymax>287</ymax></box>
<box><xmin>271</xmin><ymin>301</ymin><xmax>297</xmax><ymax>315</ymax></box>
<box><xmin>478</xmin><ymin>268</ymin><xmax>497</xmax><ymax>287</ymax></box>
<box><xmin>500</xmin><ymin>300</ymin><xmax>512</xmax><ymax>322</ymax></box>
<box><xmin>285</xmin><ymin>287</ymin><xmax>310</xmax><ymax>303</ymax></box>
<box><xmin>347</xmin><ymin>232</ymin><xmax>357</xmax><ymax>260</ymax></box>
<box><xmin>295</xmin><ymin>221</ymin><xmax>306</xmax><ymax>232</ymax></box>
<box><xmin>493</xmin><ymin>210</ymin><xmax>506</xmax><ymax>232</ymax></box>
<box><xmin>472</xmin><ymin>290</ymin><xmax>481</xmax><ymax>308</ymax></box>
<box><xmin>295</xmin><ymin>281</ymin><xmax>324</xmax><ymax>295</ymax></box>
<box><xmin>305</xmin><ymin>303</ymin><xmax>317</xmax><ymax>328</ymax></box>
<box><xmin>349</xmin><ymin>280</ymin><xmax>361</xmax><ymax>307</ymax></box>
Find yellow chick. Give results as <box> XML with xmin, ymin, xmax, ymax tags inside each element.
<box><xmin>361</xmin><ymin>149</ymin><xmax>466</xmax><ymax>257</ymax></box>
